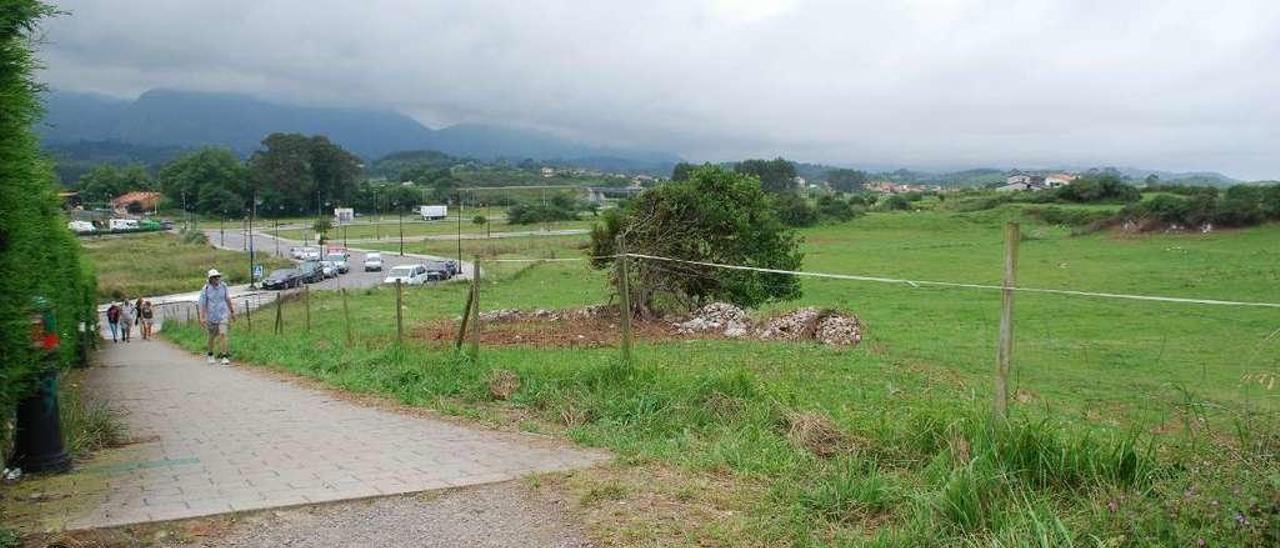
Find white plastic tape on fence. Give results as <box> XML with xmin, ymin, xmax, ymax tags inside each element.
<box><xmin>625</xmin><ymin>253</ymin><xmax>1280</xmax><ymax>309</ymax></box>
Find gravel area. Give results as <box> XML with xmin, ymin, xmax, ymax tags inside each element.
<box><xmin>174</xmin><ymin>482</ymin><xmax>591</xmax><ymax>548</ymax></box>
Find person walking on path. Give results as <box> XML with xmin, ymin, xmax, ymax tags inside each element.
<box><xmin>105</xmin><ymin>303</ymin><xmax>121</xmax><ymax>343</ymax></box>
<box><xmin>198</xmin><ymin>269</ymin><xmax>235</xmax><ymax>365</ymax></box>
<box><xmin>138</xmin><ymin>299</ymin><xmax>155</xmax><ymax>340</ymax></box>
<box><xmin>118</xmin><ymin>299</ymin><xmax>135</xmax><ymax>342</ymax></box>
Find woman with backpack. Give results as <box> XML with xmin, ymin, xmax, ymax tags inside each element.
<box><xmin>105</xmin><ymin>303</ymin><xmax>121</xmax><ymax>342</ymax></box>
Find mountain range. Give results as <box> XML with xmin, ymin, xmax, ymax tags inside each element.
<box><xmin>38</xmin><ymin>89</ymin><xmax>679</xmax><ymax>171</ymax></box>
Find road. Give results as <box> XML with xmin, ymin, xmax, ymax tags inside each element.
<box><xmin>98</xmin><ymin>229</ymin><xmax>476</xmax><ymax>339</ymax></box>
<box><xmin>208</xmin><ymin>227</ymin><xmax>475</xmax><ymax>289</ymax></box>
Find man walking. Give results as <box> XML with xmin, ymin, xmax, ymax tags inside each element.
<box><xmin>197</xmin><ymin>269</ymin><xmax>235</xmax><ymax>365</ymax></box>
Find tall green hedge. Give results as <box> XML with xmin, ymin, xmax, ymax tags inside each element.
<box><xmin>1</xmin><ymin>1</ymin><xmax>96</xmax><ymax>451</ymax></box>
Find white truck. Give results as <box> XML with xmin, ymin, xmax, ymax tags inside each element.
<box><xmin>419</xmin><ymin>205</ymin><xmax>448</xmax><ymax>221</ymax></box>
<box><xmin>68</xmin><ymin>220</ymin><xmax>96</xmax><ymax>234</ymax></box>
<box><xmin>108</xmin><ymin>219</ymin><xmax>139</xmax><ymax>231</ymax></box>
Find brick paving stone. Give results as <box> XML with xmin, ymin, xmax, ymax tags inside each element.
<box><xmin>65</xmin><ymin>339</ymin><xmax>607</xmax><ymax>530</ymax></box>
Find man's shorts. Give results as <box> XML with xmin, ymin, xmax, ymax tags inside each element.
<box><xmin>206</xmin><ymin>321</ymin><xmax>229</xmax><ymax>336</ymax></box>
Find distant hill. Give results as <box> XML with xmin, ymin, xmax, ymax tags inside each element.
<box><xmin>37</xmin><ymin>88</ymin><xmax>678</xmax><ymax>168</ymax></box>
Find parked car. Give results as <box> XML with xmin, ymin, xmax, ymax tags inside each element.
<box><xmin>363</xmin><ymin>252</ymin><xmax>384</xmax><ymax>272</ymax></box>
<box><xmin>424</xmin><ymin>261</ymin><xmax>453</xmax><ymax>281</ymax></box>
<box><xmin>324</xmin><ymin>252</ymin><xmax>350</xmax><ymax>273</ymax></box>
<box><xmin>289</xmin><ymin>246</ymin><xmax>306</xmax><ymax>260</ymax></box>
<box><xmin>303</xmin><ymin>247</ymin><xmax>323</xmax><ymax>261</ymax></box>
<box><xmin>297</xmin><ymin>260</ymin><xmax>325</xmax><ymax>283</ymax></box>
<box><xmin>319</xmin><ymin>260</ymin><xmax>339</xmax><ymax>278</ymax></box>
<box><xmin>443</xmin><ymin>260</ymin><xmax>460</xmax><ymax>277</ymax></box>
<box><xmin>261</xmin><ymin>268</ymin><xmax>302</xmax><ymax>290</ymax></box>
<box><xmin>383</xmin><ymin>264</ymin><xmax>430</xmax><ymax>285</ymax></box>
<box><xmin>68</xmin><ymin>220</ymin><xmax>96</xmax><ymax>234</ymax></box>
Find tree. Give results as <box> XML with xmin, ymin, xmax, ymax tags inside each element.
<box><xmin>589</xmin><ymin>166</ymin><xmax>803</xmax><ymax>313</ymax></box>
<box><xmin>826</xmin><ymin>168</ymin><xmax>869</xmax><ymax>193</ymax></box>
<box><xmin>671</xmin><ymin>162</ymin><xmax>697</xmax><ymax>182</ymax></box>
<box><xmin>735</xmin><ymin>157</ymin><xmax>797</xmax><ymax>194</ymax></box>
<box><xmin>76</xmin><ymin>164</ymin><xmax>152</xmax><ymax>205</ymax></box>
<box><xmin>159</xmin><ymin>147</ymin><xmax>246</xmax><ymax>214</ymax></box>
<box><xmin>774</xmin><ymin>192</ymin><xmax>818</xmax><ymax>227</ymax></box>
<box><xmin>247</xmin><ymin>133</ymin><xmax>361</xmax><ymax>216</ymax></box>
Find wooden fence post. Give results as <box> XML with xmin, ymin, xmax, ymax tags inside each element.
<box><xmin>468</xmin><ymin>258</ymin><xmax>481</xmax><ymax>360</ymax></box>
<box><xmin>395</xmin><ymin>280</ymin><xmax>404</xmax><ymax>346</ymax></box>
<box><xmin>245</xmin><ymin>298</ymin><xmax>252</xmax><ymax>332</ymax></box>
<box><xmin>342</xmin><ymin>288</ymin><xmax>353</xmax><ymax>347</ymax></box>
<box><xmin>616</xmin><ymin>236</ymin><xmax>632</xmax><ymax>365</ymax></box>
<box><xmin>304</xmin><ymin>285</ymin><xmax>311</xmax><ymax>333</ymax></box>
<box><xmin>993</xmin><ymin>221</ymin><xmax>1019</xmax><ymax>421</ymax></box>
<box><xmin>454</xmin><ymin>282</ymin><xmax>475</xmax><ymax>350</ymax></box>
<box><xmin>274</xmin><ymin>293</ymin><xmax>283</xmax><ymax>335</ymax></box>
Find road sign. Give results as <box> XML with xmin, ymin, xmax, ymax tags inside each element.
<box><xmin>253</xmin><ymin>264</ymin><xmax>264</xmax><ymax>280</ymax></box>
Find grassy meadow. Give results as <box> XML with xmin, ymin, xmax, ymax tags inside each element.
<box><xmin>82</xmin><ymin>232</ymin><xmax>291</xmax><ymax>301</ymax></box>
<box><xmin>164</xmin><ymin>208</ymin><xmax>1279</xmax><ymax>546</ymax></box>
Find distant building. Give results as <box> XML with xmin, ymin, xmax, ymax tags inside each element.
<box><xmin>1045</xmin><ymin>173</ymin><xmax>1076</xmax><ymax>188</ymax></box>
<box><xmin>1006</xmin><ymin>170</ymin><xmax>1032</xmax><ymax>186</ymax></box>
<box><xmin>110</xmin><ymin>191</ymin><xmax>163</xmax><ymax>214</ymax></box>
<box><xmin>540</xmin><ymin>167</ymin><xmax>556</xmax><ymax>178</ymax></box>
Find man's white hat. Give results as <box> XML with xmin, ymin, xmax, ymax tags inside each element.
<box><xmin>207</xmin><ymin>268</ymin><xmax>222</xmax><ymax>278</ymax></box>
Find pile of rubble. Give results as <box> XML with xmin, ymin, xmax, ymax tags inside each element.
<box><xmin>473</xmin><ymin>302</ymin><xmax>861</xmax><ymax>347</ymax></box>
<box><xmin>674</xmin><ymin>302</ymin><xmax>751</xmax><ymax>338</ymax></box>
<box><xmin>675</xmin><ymin>303</ymin><xmax>862</xmax><ymax>347</ymax></box>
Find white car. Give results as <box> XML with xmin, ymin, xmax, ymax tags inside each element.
<box><xmin>68</xmin><ymin>220</ymin><xmax>96</xmax><ymax>234</ymax></box>
<box><xmin>319</xmin><ymin>260</ymin><xmax>339</xmax><ymax>278</ymax></box>
<box><xmin>383</xmin><ymin>264</ymin><xmax>429</xmax><ymax>285</ymax></box>
<box><xmin>304</xmin><ymin>247</ymin><xmax>323</xmax><ymax>261</ymax></box>
<box><xmin>363</xmin><ymin>252</ymin><xmax>384</xmax><ymax>272</ymax></box>
<box><xmin>289</xmin><ymin>246</ymin><xmax>306</xmax><ymax>260</ymax></box>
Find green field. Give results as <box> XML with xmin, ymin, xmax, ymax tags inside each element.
<box><xmin>83</xmin><ymin>232</ymin><xmax>291</xmax><ymax>301</ymax></box>
<box><xmin>165</xmin><ymin>209</ymin><xmax>1280</xmax><ymax>545</ymax></box>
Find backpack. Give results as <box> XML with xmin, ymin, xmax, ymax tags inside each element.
<box><xmin>107</xmin><ymin>305</ymin><xmax>120</xmax><ymax>322</ymax></box>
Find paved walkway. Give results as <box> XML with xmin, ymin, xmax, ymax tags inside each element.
<box><xmin>59</xmin><ymin>339</ymin><xmax>606</xmax><ymax>530</ymax></box>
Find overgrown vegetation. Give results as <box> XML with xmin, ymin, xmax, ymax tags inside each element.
<box><xmin>0</xmin><ymin>1</ymin><xmax>97</xmax><ymax>452</ymax></box>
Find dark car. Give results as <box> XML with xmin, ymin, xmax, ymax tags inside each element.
<box><xmin>261</xmin><ymin>268</ymin><xmax>302</xmax><ymax>290</ymax></box>
<box><xmin>424</xmin><ymin>261</ymin><xmax>452</xmax><ymax>281</ymax></box>
<box><xmin>443</xmin><ymin>260</ymin><xmax>460</xmax><ymax>277</ymax></box>
<box><xmin>297</xmin><ymin>260</ymin><xmax>325</xmax><ymax>283</ymax></box>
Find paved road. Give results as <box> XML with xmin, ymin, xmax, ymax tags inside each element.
<box><xmin>208</xmin><ymin>228</ymin><xmax>475</xmax><ymax>289</ymax></box>
<box><xmin>57</xmin><ymin>338</ymin><xmax>605</xmax><ymax>530</ymax></box>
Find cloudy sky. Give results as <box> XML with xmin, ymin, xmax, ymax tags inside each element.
<box><xmin>37</xmin><ymin>0</ymin><xmax>1280</xmax><ymax>179</ymax></box>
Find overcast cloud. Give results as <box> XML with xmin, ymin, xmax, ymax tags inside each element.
<box><xmin>36</xmin><ymin>0</ymin><xmax>1280</xmax><ymax>179</ymax></box>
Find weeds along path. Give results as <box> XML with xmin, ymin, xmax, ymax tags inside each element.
<box><xmin>46</xmin><ymin>338</ymin><xmax>605</xmax><ymax>531</ymax></box>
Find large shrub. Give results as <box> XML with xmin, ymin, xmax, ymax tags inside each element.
<box><xmin>0</xmin><ymin>1</ymin><xmax>96</xmax><ymax>450</ymax></box>
<box><xmin>589</xmin><ymin>166</ymin><xmax>802</xmax><ymax>312</ymax></box>
<box><xmin>1053</xmin><ymin>174</ymin><xmax>1141</xmax><ymax>203</ymax></box>
<box><xmin>774</xmin><ymin>192</ymin><xmax>818</xmax><ymax>227</ymax></box>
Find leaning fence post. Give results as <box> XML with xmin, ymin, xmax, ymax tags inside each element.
<box><xmin>468</xmin><ymin>258</ymin><xmax>481</xmax><ymax>360</ymax></box>
<box><xmin>245</xmin><ymin>298</ymin><xmax>252</xmax><ymax>332</ymax></box>
<box><xmin>455</xmin><ymin>281</ymin><xmax>475</xmax><ymax>350</ymax></box>
<box><xmin>395</xmin><ymin>280</ymin><xmax>404</xmax><ymax>346</ymax></box>
<box><xmin>993</xmin><ymin>221</ymin><xmax>1019</xmax><ymax>422</ymax></box>
<box><xmin>342</xmin><ymin>288</ymin><xmax>353</xmax><ymax>347</ymax></box>
<box><xmin>616</xmin><ymin>236</ymin><xmax>633</xmax><ymax>365</ymax></box>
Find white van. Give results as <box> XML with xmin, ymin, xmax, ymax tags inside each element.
<box><xmin>109</xmin><ymin>219</ymin><xmax>139</xmax><ymax>231</ymax></box>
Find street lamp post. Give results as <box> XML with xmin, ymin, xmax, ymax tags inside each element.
<box><xmin>248</xmin><ymin>194</ymin><xmax>261</xmax><ymax>289</ymax></box>
<box><xmin>456</xmin><ymin>191</ymin><xmax>463</xmax><ymax>264</ymax></box>
<box><xmin>220</xmin><ymin>214</ymin><xmax>225</xmax><ymax>247</ymax></box>
<box><xmin>394</xmin><ymin>201</ymin><xmax>404</xmax><ymax>256</ymax></box>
